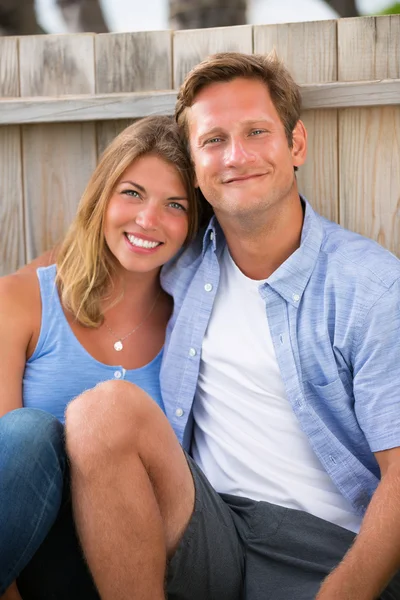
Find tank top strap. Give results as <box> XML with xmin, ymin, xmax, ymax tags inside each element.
<box><xmin>30</xmin><ymin>264</ymin><xmax>69</xmax><ymax>361</ymax></box>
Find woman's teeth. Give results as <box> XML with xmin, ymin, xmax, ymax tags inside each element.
<box><xmin>126</xmin><ymin>234</ymin><xmax>161</xmax><ymax>249</ymax></box>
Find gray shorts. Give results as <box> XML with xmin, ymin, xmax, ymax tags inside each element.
<box><xmin>167</xmin><ymin>453</ymin><xmax>400</xmax><ymax>600</ymax></box>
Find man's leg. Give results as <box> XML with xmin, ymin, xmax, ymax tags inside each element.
<box><xmin>65</xmin><ymin>380</ymin><xmax>241</xmax><ymax>600</ymax></box>
<box><xmin>0</xmin><ymin>408</ymin><xmax>65</xmax><ymax>595</ymax></box>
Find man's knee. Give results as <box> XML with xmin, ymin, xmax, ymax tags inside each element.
<box><xmin>65</xmin><ymin>380</ymin><xmax>157</xmax><ymax>471</ymax></box>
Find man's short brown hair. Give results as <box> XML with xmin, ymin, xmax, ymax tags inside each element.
<box><xmin>175</xmin><ymin>51</ymin><xmax>302</xmax><ymax>148</ymax></box>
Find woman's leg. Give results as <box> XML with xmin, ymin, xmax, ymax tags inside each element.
<box><xmin>0</xmin><ymin>408</ymin><xmax>66</xmax><ymax>594</ymax></box>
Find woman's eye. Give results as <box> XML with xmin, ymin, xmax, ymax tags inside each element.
<box><xmin>168</xmin><ymin>202</ymin><xmax>186</xmax><ymax>211</ymax></box>
<box><xmin>122</xmin><ymin>189</ymin><xmax>140</xmax><ymax>198</ymax></box>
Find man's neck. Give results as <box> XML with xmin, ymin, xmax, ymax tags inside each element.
<box><xmin>218</xmin><ymin>195</ymin><xmax>304</xmax><ymax>280</ymax></box>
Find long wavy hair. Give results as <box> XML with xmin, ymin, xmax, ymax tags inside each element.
<box><xmin>56</xmin><ymin>116</ymin><xmax>198</xmax><ymax>328</ymax></box>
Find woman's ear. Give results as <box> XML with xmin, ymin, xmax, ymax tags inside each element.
<box><xmin>291</xmin><ymin>120</ymin><xmax>307</xmax><ymax>168</ymax></box>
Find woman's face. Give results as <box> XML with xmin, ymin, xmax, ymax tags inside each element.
<box><xmin>104</xmin><ymin>154</ymin><xmax>189</xmax><ymax>276</ymax></box>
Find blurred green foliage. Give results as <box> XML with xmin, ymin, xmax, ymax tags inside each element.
<box><xmin>378</xmin><ymin>2</ymin><xmax>400</xmax><ymax>14</ymax></box>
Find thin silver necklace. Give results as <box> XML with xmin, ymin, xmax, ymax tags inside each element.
<box><xmin>104</xmin><ymin>289</ymin><xmax>162</xmax><ymax>352</ymax></box>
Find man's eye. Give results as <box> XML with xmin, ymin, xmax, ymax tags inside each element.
<box><xmin>250</xmin><ymin>129</ymin><xmax>265</xmax><ymax>136</ymax></box>
<box><xmin>168</xmin><ymin>202</ymin><xmax>187</xmax><ymax>211</ymax></box>
<box><xmin>205</xmin><ymin>137</ymin><xmax>222</xmax><ymax>145</ymax></box>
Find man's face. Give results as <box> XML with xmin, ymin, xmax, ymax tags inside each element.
<box><xmin>187</xmin><ymin>77</ymin><xmax>306</xmax><ymax>223</ymax></box>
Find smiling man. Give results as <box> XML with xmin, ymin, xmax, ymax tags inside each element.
<box><xmin>20</xmin><ymin>52</ymin><xmax>400</xmax><ymax>600</ymax></box>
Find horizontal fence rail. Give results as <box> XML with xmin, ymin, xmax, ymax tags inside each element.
<box><xmin>1</xmin><ymin>79</ymin><xmax>399</xmax><ymax>125</ymax></box>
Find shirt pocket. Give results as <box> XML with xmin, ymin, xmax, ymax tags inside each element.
<box><xmin>305</xmin><ymin>377</ymin><xmax>353</xmax><ymax>417</ymax></box>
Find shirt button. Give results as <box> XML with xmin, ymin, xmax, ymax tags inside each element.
<box><xmin>189</xmin><ymin>348</ymin><xmax>197</xmax><ymax>357</ymax></box>
<box><xmin>175</xmin><ymin>408</ymin><xmax>184</xmax><ymax>417</ymax></box>
<box><xmin>204</xmin><ymin>283</ymin><xmax>213</xmax><ymax>292</ymax></box>
<box><xmin>293</xmin><ymin>293</ymin><xmax>300</xmax><ymax>302</ymax></box>
<box><xmin>114</xmin><ymin>371</ymin><xmax>121</xmax><ymax>379</ymax></box>
<box><xmin>210</xmin><ymin>231</ymin><xmax>214</xmax><ymax>241</ymax></box>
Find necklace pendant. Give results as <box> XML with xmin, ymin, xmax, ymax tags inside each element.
<box><xmin>114</xmin><ymin>340</ymin><xmax>123</xmax><ymax>352</ymax></box>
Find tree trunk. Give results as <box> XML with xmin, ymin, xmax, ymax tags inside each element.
<box><xmin>57</xmin><ymin>0</ymin><xmax>109</xmax><ymax>33</ymax></box>
<box><xmin>0</xmin><ymin>0</ymin><xmax>44</xmax><ymax>35</ymax></box>
<box><xmin>169</xmin><ymin>0</ymin><xmax>247</xmax><ymax>29</ymax></box>
<box><xmin>325</xmin><ymin>0</ymin><xmax>359</xmax><ymax>17</ymax></box>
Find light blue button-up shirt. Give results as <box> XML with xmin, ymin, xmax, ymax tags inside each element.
<box><xmin>160</xmin><ymin>199</ymin><xmax>400</xmax><ymax>517</ymax></box>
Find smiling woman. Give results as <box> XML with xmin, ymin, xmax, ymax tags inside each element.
<box><xmin>0</xmin><ymin>116</ymin><xmax>200</xmax><ymax>598</ymax></box>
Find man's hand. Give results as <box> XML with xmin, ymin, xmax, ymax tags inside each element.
<box><xmin>316</xmin><ymin>447</ymin><xmax>400</xmax><ymax>600</ymax></box>
<box><xmin>1</xmin><ymin>582</ymin><xmax>23</xmax><ymax>600</ymax></box>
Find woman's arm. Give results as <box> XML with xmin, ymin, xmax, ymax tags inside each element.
<box><xmin>0</xmin><ymin>272</ymin><xmax>40</xmax><ymax>418</ymax></box>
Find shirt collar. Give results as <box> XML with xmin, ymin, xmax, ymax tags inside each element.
<box><xmin>266</xmin><ymin>197</ymin><xmax>324</xmax><ymax>307</ymax></box>
<box><xmin>201</xmin><ymin>196</ymin><xmax>324</xmax><ymax>307</ymax></box>
<box><xmin>202</xmin><ymin>215</ymin><xmax>224</xmax><ymax>257</ymax></box>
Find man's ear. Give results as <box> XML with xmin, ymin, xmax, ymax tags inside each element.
<box><xmin>291</xmin><ymin>120</ymin><xmax>307</xmax><ymax>168</ymax></box>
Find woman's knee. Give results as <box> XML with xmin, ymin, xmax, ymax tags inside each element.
<box><xmin>0</xmin><ymin>409</ymin><xmax>66</xmax><ymax>547</ymax></box>
<box><xmin>65</xmin><ymin>381</ymin><xmax>157</xmax><ymax>469</ymax></box>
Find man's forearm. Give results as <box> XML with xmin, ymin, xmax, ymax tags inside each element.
<box><xmin>317</xmin><ymin>464</ymin><xmax>400</xmax><ymax>600</ymax></box>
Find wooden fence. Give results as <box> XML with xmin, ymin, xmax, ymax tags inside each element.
<box><xmin>0</xmin><ymin>15</ymin><xmax>399</xmax><ymax>275</ymax></box>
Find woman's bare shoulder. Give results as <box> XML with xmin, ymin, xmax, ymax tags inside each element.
<box><xmin>16</xmin><ymin>248</ymin><xmax>57</xmax><ymax>275</ymax></box>
<box><xmin>0</xmin><ymin>269</ymin><xmax>41</xmax><ymax>322</ymax></box>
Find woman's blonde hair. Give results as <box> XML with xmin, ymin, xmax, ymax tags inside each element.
<box><xmin>56</xmin><ymin>116</ymin><xmax>198</xmax><ymax>328</ymax></box>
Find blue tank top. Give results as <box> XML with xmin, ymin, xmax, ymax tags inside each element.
<box><xmin>23</xmin><ymin>265</ymin><xmax>164</xmax><ymax>422</ymax></box>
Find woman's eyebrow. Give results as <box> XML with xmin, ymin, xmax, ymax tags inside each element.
<box><xmin>119</xmin><ymin>180</ymin><xmax>145</xmax><ymax>192</ymax></box>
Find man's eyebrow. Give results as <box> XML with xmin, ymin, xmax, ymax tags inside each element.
<box><xmin>197</xmin><ymin>127</ymin><xmax>224</xmax><ymax>144</ymax></box>
<box><xmin>197</xmin><ymin>119</ymin><xmax>273</xmax><ymax>142</ymax></box>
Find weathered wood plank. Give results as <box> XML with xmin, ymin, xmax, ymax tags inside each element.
<box><xmin>173</xmin><ymin>25</ymin><xmax>253</xmax><ymax>88</ymax></box>
<box><xmin>19</xmin><ymin>34</ymin><xmax>97</xmax><ymax>262</ymax></box>
<box><xmin>95</xmin><ymin>30</ymin><xmax>173</xmax><ymax>161</ymax></box>
<box><xmin>19</xmin><ymin>33</ymin><xmax>95</xmax><ymax>96</ymax></box>
<box><xmin>95</xmin><ymin>31</ymin><xmax>172</xmax><ymax>93</ymax></box>
<box><xmin>0</xmin><ymin>127</ymin><xmax>25</xmax><ymax>275</ymax></box>
<box><xmin>96</xmin><ymin>119</ymin><xmax>135</xmax><ymax>157</ymax></box>
<box><xmin>22</xmin><ymin>122</ymin><xmax>97</xmax><ymax>261</ymax></box>
<box><xmin>0</xmin><ymin>79</ymin><xmax>398</xmax><ymax>125</ymax></box>
<box><xmin>255</xmin><ymin>20</ymin><xmax>338</xmax><ymax>222</ymax></box>
<box><xmin>0</xmin><ymin>38</ymin><xmax>24</xmax><ymax>275</ymax></box>
<box><xmin>338</xmin><ymin>15</ymin><xmax>400</xmax><ymax>255</ymax></box>
<box><xmin>339</xmin><ymin>107</ymin><xmax>400</xmax><ymax>254</ymax></box>
<box><xmin>254</xmin><ymin>20</ymin><xmax>337</xmax><ymax>84</ymax></box>
<box><xmin>0</xmin><ymin>37</ymin><xmax>19</xmax><ymax>97</ymax></box>
<box><xmin>338</xmin><ymin>15</ymin><xmax>400</xmax><ymax>82</ymax></box>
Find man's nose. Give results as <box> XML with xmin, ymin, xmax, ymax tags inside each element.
<box><xmin>224</xmin><ymin>137</ymin><xmax>255</xmax><ymax>167</ymax></box>
<box><xmin>135</xmin><ymin>203</ymin><xmax>160</xmax><ymax>230</ymax></box>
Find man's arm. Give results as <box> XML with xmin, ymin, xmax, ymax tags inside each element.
<box><xmin>317</xmin><ymin>274</ymin><xmax>400</xmax><ymax>600</ymax></box>
<box><xmin>317</xmin><ymin>446</ymin><xmax>400</xmax><ymax>599</ymax></box>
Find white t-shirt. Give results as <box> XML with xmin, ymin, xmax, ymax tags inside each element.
<box><xmin>192</xmin><ymin>247</ymin><xmax>362</xmax><ymax>533</ymax></box>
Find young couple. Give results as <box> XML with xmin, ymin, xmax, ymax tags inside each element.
<box><xmin>1</xmin><ymin>52</ymin><xmax>400</xmax><ymax>600</ymax></box>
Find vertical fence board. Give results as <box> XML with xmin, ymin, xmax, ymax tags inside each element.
<box><xmin>0</xmin><ymin>127</ymin><xmax>25</xmax><ymax>275</ymax></box>
<box><xmin>173</xmin><ymin>25</ymin><xmax>253</xmax><ymax>88</ymax></box>
<box><xmin>19</xmin><ymin>34</ymin><xmax>97</xmax><ymax>261</ymax></box>
<box><xmin>338</xmin><ymin>16</ymin><xmax>400</xmax><ymax>255</ymax></box>
<box><xmin>0</xmin><ymin>37</ymin><xmax>24</xmax><ymax>274</ymax></box>
<box><xmin>95</xmin><ymin>31</ymin><xmax>173</xmax><ymax>158</ymax></box>
<box><xmin>0</xmin><ymin>37</ymin><xmax>19</xmax><ymax>97</ymax></box>
<box><xmin>254</xmin><ymin>21</ymin><xmax>338</xmax><ymax>221</ymax></box>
